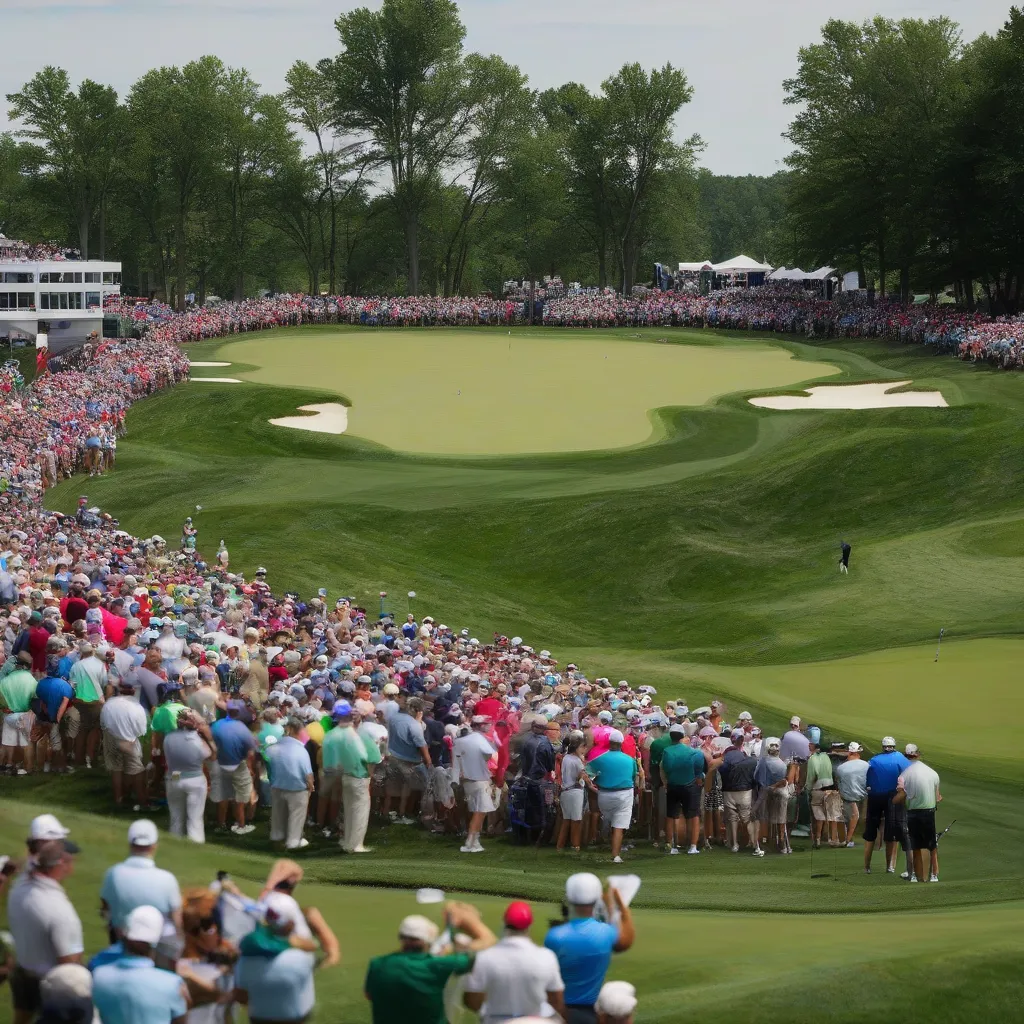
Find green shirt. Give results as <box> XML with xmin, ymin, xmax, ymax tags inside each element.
<box><xmin>151</xmin><ymin>701</ymin><xmax>187</xmax><ymax>735</ymax></box>
<box><xmin>365</xmin><ymin>950</ymin><xmax>473</xmax><ymax>1024</ymax></box>
<box><xmin>648</xmin><ymin>734</ymin><xmax>672</xmax><ymax>774</ymax></box>
<box><xmin>0</xmin><ymin>669</ymin><xmax>37</xmax><ymax>713</ymax></box>
<box><xmin>321</xmin><ymin>725</ymin><xmax>382</xmax><ymax>778</ymax></box>
<box><xmin>69</xmin><ymin>661</ymin><xmax>103</xmax><ymax>702</ymax></box>
<box><xmin>661</xmin><ymin>742</ymin><xmax>706</xmax><ymax>787</ymax></box>
<box><xmin>805</xmin><ymin>751</ymin><xmax>835</xmax><ymax>791</ymax></box>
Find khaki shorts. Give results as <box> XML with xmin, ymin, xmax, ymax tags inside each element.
<box><xmin>319</xmin><ymin>771</ymin><xmax>344</xmax><ymax>800</ymax></box>
<box><xmin>102</xmin><ymin>731</ymin><xmax>144</xmax><ymax>775</ymax></box>
<box><xmin>811</xmin><ymin>788</ymin><xmax>843</xmax><ymax>822</ymax></box>
<box><xmin>61</xmin><ymin>706</ymin><xmax>81</xmax><ymax>740</ymax></box>
<box><xmin>77</xmin><ymin>701</ymin><xmax>102</xmax><ymax>732</ymax></box>
<box><xmin>216</xmin><ymin>763</ymin><xmax>253</xmax><ymax>803</ymax></box>
<box><xmin>386</xmin><ymin>758</ymin><xmax>426</xmax><ymax>795</ymax></box>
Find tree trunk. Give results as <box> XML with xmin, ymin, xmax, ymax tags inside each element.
<box><xmin>598</xmin><ymin>246</ymin><xmax>607</xmax><ymax>289</ymax></box>
<box><xmin>78</xmin><ymin>209</ymin><xmax>90</xmax><ymax>261</ymax></box>
<box><xmin>877</xmin><ymin>234</ymin><xmax>887</xmax><ymax>299</ymax></box>
<box><xmin>175</xmin><ymin>208</ymin><xmax>187</xmax><ymax>312</ymax></box>
<box><xmin>329</xmin><ymin>196</ymin><xmax>337</xmax><ymax>295</ymax></box>
<box><xmin>235</xmin><ymin>270</ymin><xmax>244</xmax><ymax>302</ymax></box>
<box><xmin>198</xmin><ymin>267</ymin><xmax>207</xmax><ymax>307</ymax></box>
<box><xmin>900</xmin><ymin>264</ymin><xmax>911</xmax><ymax>304</ymax></box>
<box><xmin>99</xmin><ymin>197</ymin><xmax>106</xmax><ymax>261</ymax></box>
<box><xmin>405</xmin><ymin>215</ymin><xmax>420</xmax><ymax>295</ymax></box>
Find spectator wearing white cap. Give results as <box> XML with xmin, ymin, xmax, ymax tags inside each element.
<box><xmin>453</xmin><ymin>715</ymin><xmax>499</xmax><ymax>853</ymax></box>
<box><xmin>99</xmin><ymin>679</ymin><xmax>149</xmax><ymax>809</ymax></box>
<box><xmin>92</xmin><ymin>906</ymin><xmax>188</xmax><ymax>1024</ymax></box>
<box><xmin>99</xmin><ymin>821</ymin><xmax>182</xmax><ymax>938</ymax></box>
<box><xmin>596</xmin><ymin>980</ymin><xmax>637</xmax><ymax>1024</ymax></box>
<box><xmin>365</xmin><ymin>904</ymin><xmax>494</xmax><ymax>1024</ymax></box>
<box><xmin>7</xmin><ymin>837</ymin><xmax>83</xmax><ymax>1024</ymax></box>
<box><xmin>834</xmin><ymin>742</ymin><xmax>868</xmax><ymax>846</ymax></box>
<box><xmin>545</xmin><ymin>874</ymin><xmax>634</xmax><ymax>1024</ymax></box>
<box><xmin>323</xmin><ymin>701</ymin><xmax>381</xmax><ymax>853</ymax></box>
<box><xmin>585</xmin><ymin>731</ymin><xmax>637</xmax><ymax>864</ymax></box>
<box><xmin>894</xmin><ymin>744</ymin><xmax>942</xmax><ymax>883</ymax></box>
<box><xmin>0</xmin><ymin>654</ymin><xmax>38</xmax><ymax>775</ymax></box>
<box><xmin>38</xmin><ymin>962</ymin><xmax>93</xmax><ymax>1024</ymax></box>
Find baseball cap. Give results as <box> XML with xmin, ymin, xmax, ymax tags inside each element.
<box><xmin>127</xmin><ymin>819</ymin><xmax>159</xmax><ymax>847</ymax></box>
<box><xmin>597</xmin><ymin>710</ymin><xmax>613</xmax><ymax>723</ymax></box>
<box><xmin>332</xmin><ymin>700</ymin><xmax>352</xmax><ymax>718</ymax></box>
<box><xmin>383</xmin><ymin>683</ymin><xmax>400</xmax><ymax>696</ymax></box>
<box><xmin>608</xmin><ymin>729</ymin><xmax>624</xmax><ymax>744</ymax></box>
<box><xmin>30</xmin><ymin>814</ymin><xmax>69</xmax><ymax>841</ymax></box>
<box><xmin>790</xmin><ymin>715</ymin><xmax>801</xmax><ymax>727</ymax></box>
<box><xmin>503</xmin><ymin>901</ymin><xmax>533</xmax><ymax>930</ymax></box>
<box><xmin>565</xmin><ymin>872</ymin><xmax>603</xmax><ymax>905</ymax></box>
<box><xmin>731</xmin><ymin>729</ymin><xmax>745</xmax><ymax>742</ymax></box>
<box><xmin>882</xmin><ymin>736</ymin><xmax>896</xmax><ymax>748</ymax></box>
<box><xmin>905</xmin><ymin>743</ymin><xmax>918</xmax><ymax>756</ymax></box>
<box><xmin>847</xmin><ymin>741</ymin><xmax>863</xmax><ymax>753</ymax></box>
<box><xmin>668</xmin><ymin>724</ymin><xmax>686</xmax><ymax>737</ymax></box>
<box><xmin>398</xmin><ymin>915</ymin><xmax>439</xmax><ymax>943</ymax></box>
<box><xmin>124</xmin><ymin>905</ymin><xmax>165</xmax><ymax>945</ymax></box>
<box><xmin>226</xmin><ymin>699</ymin><xmax>245</xmax><ymax>712</ymax></box>
<box><xmin>738</xmin><ymin>711</ymin><xmax>752</xmax><ymax>721</ymax></box>
<box><xmin>596</xmin><ymin>981</ymin><xmax>638</xmax><ymax>1019</ymax></box>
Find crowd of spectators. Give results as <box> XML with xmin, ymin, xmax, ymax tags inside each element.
<box><xmin>99</xmin><ymin>287</ymin><xmax>1024</xmax><ymax>369</ymax></box>
<box><xmin>0</xmin><ymin>236</ymin><xmax>81</xmax><ymax>262</ymax></box>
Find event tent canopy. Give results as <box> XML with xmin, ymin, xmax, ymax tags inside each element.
<box><xmin>677</xmin><ymin>261</ymin><xmax>713</xmax><ymax>272</ymax></box>
<box><xmin>711</xmin><ymin>255</ymin><xmax>774</xmax><ymax>273</ymax></box>
<box><xmin>768</xmin><ymin>265</ymin><xmax>837</xmax><ymax>282</ymax></box>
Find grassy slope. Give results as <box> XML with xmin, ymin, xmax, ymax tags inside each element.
<box><xmin>1</xmin><ymin>799</ymin><xmax>1021</xmax><ymax>1024</ymax></box>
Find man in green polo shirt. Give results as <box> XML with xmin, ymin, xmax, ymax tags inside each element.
<box><xmin>0</xmin><ymin>654</ymin><xmax>39</xmax><ymax>773</ymax></box>
<box><xmin>365</xmin><ymin>904</ymin><xmax>495</xmax><ymax>1024</ymax></box>
<box><xmin>319</xmin><ymin>702</ymin><xmax>381</xmax><ymax>850</ymax></box>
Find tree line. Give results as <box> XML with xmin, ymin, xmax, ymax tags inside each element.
<box><xmin>1</xmin><ymin>2</ymin><xmax>1021</xmax><ymax>308</ymax></box>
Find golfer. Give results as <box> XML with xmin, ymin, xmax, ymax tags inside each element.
<box><xmin>839</xmin><ymin>541</ymin><xmax>851</xmax><ymax>574</ymax></box>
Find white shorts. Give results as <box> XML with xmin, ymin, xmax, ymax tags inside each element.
<box><xmin>463</xmin><ymin>778</ymin><xmax>498</xmax><ymax>814</ymax></box>
<box><xmin>2</xmin><ymin>711</ymin><xmax>35</xmax><ymax>747</ymax></box>
<box><xmin>560</xmin><ymin>788</ymin><xmax>585</xmax><ymax>821</ymax></box>
<box><xmin>598</xmin><ymin>789</ymin><xmax>633</xmax><ymax>830</ymax></box>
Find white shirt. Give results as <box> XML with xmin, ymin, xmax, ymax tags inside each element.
<box><xmin>100</xmin><ymin>697</ymin><xmax>149</xmax><ymax>741</ymax></box>
<box><xmin>453</xmin><ymin>730</ymin><xmax>497</xmax><ymax>782</ymax></box>
<box><xmin>7</xmin><ymin>872</ymin><xmax>84</xmax><ymax>974</ymax></box>
<box><xmin>358</xmin><ymin>720</ymin><xmax>388</xmax><ymax>754</ymax></box>
<box><xmin>463</xmin><ymin>934</ymin><xmax>564</xmax><ymax>1023</ymax></box>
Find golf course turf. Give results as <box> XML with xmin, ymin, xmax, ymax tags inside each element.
<box><xmin>3</xmin><ymin>325</ymin><xmax>1022</xmax><ymax>1020</ymax></box>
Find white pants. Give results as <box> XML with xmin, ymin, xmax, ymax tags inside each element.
<box><xmin>166</xmin><ymin>774</ymin><xmax>208</xmax><ymax>843</ymax></box>
<box><xmin>271</xmin><ymin>788</ymin><xmax>309</xmax><ymax>847</ymax></box>
<box><xmin>342</xmin><ymin>775</ymin><xmax>371</xmax><ymax>852</ymax></box>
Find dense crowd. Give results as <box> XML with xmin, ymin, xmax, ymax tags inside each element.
<box><xmin>101</xmin><ymin>286</ymin><xmax>1024</xmax><ymax>369</ymax></box>
<box><xmin>0</xmin><ymin>279</ymin><xmax>964</xmax><ymax>1024</ymax></box>
<box><xmin>0</xmin><ymin>236</ymin><xmax>81</xmax><ymax>262</ymax></box>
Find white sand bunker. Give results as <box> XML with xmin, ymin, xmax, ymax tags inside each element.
<box><xmin>187</xmin><ymin>377</ymin><xmax>242</xmax><ymax>383</ymax></box>
<box><xmin>269</xmin><ymin>403</ymin><xmax>349</xmax><ymax>435</ymax></box>
<box><xmin>188</xmin><ymin>361</ymin><xmax>232</xmax><ymax>367</ymax></box>
<box><xmin>749</xmin><ymin>380</ymin><xmax>947</xmax><ymax>410</ymax></box>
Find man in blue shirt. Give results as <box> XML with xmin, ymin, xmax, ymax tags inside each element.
<box><xmin>863</xmin><ymin>736</ymin><xmax>912</xmax><ymax>874</ymax></box>
<box><xmin>586</xmin><ymin>731</ymin><xmax>637</xmax><ymax>864</ymax></box>
<box><xmin>33</xmin><ymin>670</ymin><xmax>75</xmax><ymax>774</ymax></box>
<box><xmin>211</xmin><ymin>701</ymin><xmax>258</xmax><ymax>835</ymax></box>
<box><xmin>100</xmin><ymin>820</ymin><xmax>182</xmax><ymax>936</ymax></box>
<box><xmin>267</xmin><ymin>716</ymin><xmax>315</xmax><ymax>850</ymax></box>
<box><xmin>92</xmin><ymin>905</ymin><xmax>189</xmax><ymax>1024</ymax></box>
<box><xmin>545</xmin><ymin>873</ymin><xmax>635</xmax><ymax>1024</ymax></box>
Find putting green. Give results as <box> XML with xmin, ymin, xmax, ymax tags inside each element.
<box><xmin>216</xmin><ymin>330</ymin><xmax>839</xmax><ymax>455</ymax></box>
<box><xmin>694</xmin><ymin>638</ymin><xmax>1023</xmax><ymax>769</ymax></box>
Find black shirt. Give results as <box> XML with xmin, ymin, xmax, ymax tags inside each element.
<box><xmin>719</xmin><ymin>748</ymin><xmax>756</xmax><ymax>791</ymax></box>
<box><xmin>519</xmin><ymin>732</ymin><xmax>555</xmax><ymax>781</ymax></box>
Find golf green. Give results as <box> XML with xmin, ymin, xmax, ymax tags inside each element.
<box><xmin>212</xmin><ymin>330</ymin><xmax>839</xmax><ymax>455</ymax></box>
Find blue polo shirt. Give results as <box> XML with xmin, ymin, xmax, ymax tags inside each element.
<box><xmin>92</xmin><ymin>956</ymin><xmax>187</xmax><ymax>1024</ymax></box>
<box><xmin>267</xmin><ymin>736</ymin><xmax>314</xmax><ymax>791</ymax></box>
<box><xmin>586</xmin><ymin>750</ymin><xmax>637</xmax><ymax>790</ymax></box>
<box><xmin>100</xmin><ymin>857</ymin><xmax>182</xmax><ymax>930</ymax></box>
<box><xmin>34</xmin><ymin>676</ymin><xmax>74</xmax><ymax>721</ymax></box>
<box><xmin>544</xmin><ymin>917</ymin><xmax>618</xmax><ymax>1006</ymax></box>
<box><xmin>235</xmin><ymin>949</ymin><xmax>315</xmax><ymax>1021</ymax></box>
<box><xmin>211</xmin><ymin>717</ymin><xmax>257</xmax><ymax>766</ymax></box>
<box><xmin>866</xmin><ymin>750</ymin><xmax>912</xmax><ymax>794</ymax></box>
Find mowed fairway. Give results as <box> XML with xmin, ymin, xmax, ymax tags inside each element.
<box><xmin>215</xmin><ymin>329</ymin><xmax>839</xmax><ymax>454</ymax></box>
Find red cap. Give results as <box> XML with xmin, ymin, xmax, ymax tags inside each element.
<box><xmin>504</xmin><ymin>901</ymin><xmax>533</xmax><ymax>930</ymax></box>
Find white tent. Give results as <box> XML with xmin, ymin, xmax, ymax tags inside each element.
<box><xmin>677</xmin><ymin>261</ymin><xmax>713</xmax><ymax>272</ymax></box>
<box><xmin>711</xmin><ymin>255</ymin><xmax>774</xmax><ymax>273</ymax></box>
<box><xmin>803</xmin><ymin>266</ymin><xmax>837</xmax><ymax>281</ymax></box>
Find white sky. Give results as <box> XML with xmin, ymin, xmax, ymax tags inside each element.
<box><xmin>0</xmin><ymin>0</ymin><xmax>1012</xmax><ymax>175</ymax></box>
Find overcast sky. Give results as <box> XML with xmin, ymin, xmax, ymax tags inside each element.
<box><xmin>0</xmin><ymin>0</ymin><xmax>1013</xmax><ymax>175</ymax></box>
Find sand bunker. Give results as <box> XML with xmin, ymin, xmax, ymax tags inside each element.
<box><xmin>187</xmin><ymin>377</ymin><xmax>242</xmax><ymax>383</ymax></box>
<box><xmin>188</xmin><ymin>361</ymin><xmax>232</xmax><ymax>367</ymax></box>
<box><xmin>269</xmin><ymin>403</ymin><xmax>349</xmax><ymax>435</ymax></box>
<box><xmin>749</xmin><ymin>380</ymin><xmax>947</xmax><ymax>410</ymax></box>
